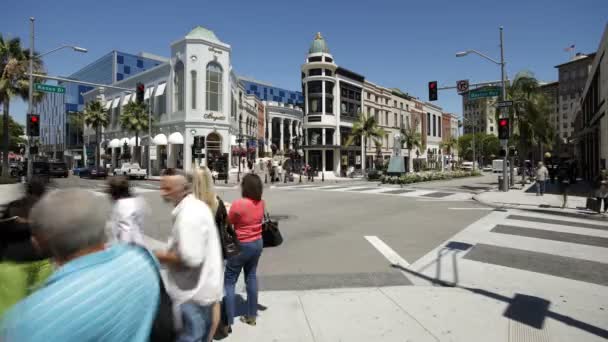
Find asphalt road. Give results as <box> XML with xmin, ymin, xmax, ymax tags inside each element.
<box><xmin>52</xmin><ymin>174</ymin><xmax>493</xmax><ymax>291</ymax></box>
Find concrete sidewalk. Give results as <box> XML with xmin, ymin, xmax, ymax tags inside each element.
<box><xmin>225</xmin><ymin>286</ymin><xmax>606</xmax><ymax>342</ymax></box>
<box><xmin>0</xmin><ymin>183</ymin><xmax>24</xmax><ymax>207</ymax></box>
<box><xmin>474</xmin><ymin>183</ymin><xmax>607</xmax><ymax>220</ymax></box>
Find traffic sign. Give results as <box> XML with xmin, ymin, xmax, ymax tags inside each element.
<box><xmin>496</xmin><ymin>100</ymin><xmax>513</xmax><ymax>108</ymax></box>
<box><xmin>456</xmin><ymin>80</ymin><xmax>469</xmax><ymax>93</ymax></box>
<box><xmin>468</xmin><ymin>87</ymin><xmax>500</xmax><ymax>99</ymax></box>
<box><xmin>34</xmin><ymin>83</ymin><xmax>65</xmax><ymax>94</ymax></box>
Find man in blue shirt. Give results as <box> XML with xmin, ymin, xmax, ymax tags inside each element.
<box><xmin>0</xmin><ymin>189</ymin><xmax>161</xmax><ymax>342</ymax></box>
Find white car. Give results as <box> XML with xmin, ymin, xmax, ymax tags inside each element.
<box><xmin>113</xmin><ymin>163</ymin><xmax>147</xmax><ymax>179</ymax></box>
<box><xmin>460</xmin><ymin>161</ymin><xmax>479</xmax><ymax>171</ymax></box>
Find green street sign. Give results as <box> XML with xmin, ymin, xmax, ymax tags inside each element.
<box><xmin>34</xmin><ymin>83</ymin><xmax>65</xmax><ymax>94</ymax></box>
<box><xmin>468</xmin><ymin>87</ymin><xmax>500</xmax><ymax>99</ymax></box>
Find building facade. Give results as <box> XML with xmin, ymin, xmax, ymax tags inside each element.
<box><xmin>461</xmin><ymin>86</ymin><xmax>499</xmax><ymax>136</ymax></box>
<box><xmin>35</xmin><ymin>51</ymin><xmax>165</xmax><ymax>166</ymax></box>
<box><xmin>555</xmin><ymin>53</ymin><xmax>595</xmax><ymax>142</ymax></box>
<box><xmin>575</xmin><ymin>24</ymin><xmax>608</xmax><ymax>180</ymax></box>
<box><xmin>240</xmin><ymin>77</ymin><xmax>304</xmax><ymax>106</ymax></box>
<box><xmin>539</xmin><ymin>81</ymin><xmax>560</xmax><ymax>140</ymax></box>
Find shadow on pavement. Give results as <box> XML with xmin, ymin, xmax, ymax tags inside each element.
<box><xmin>391</xmin><ymin>264</ymin><xmax>608</xmax><ymax>338</ymax></box>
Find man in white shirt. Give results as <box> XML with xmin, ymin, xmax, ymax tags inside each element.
<box><xmin>107</xmin><ymin>176</ymin><xmax>146</xmax><ymax>245</ymax></box>
<box><xmin>155</xmin><ymin>169</ymin><xmax>224</xmax><ymax>342</ymax></box>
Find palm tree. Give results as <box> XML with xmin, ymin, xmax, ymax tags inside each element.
<box><xmin>120</xmin><ymin>101</ymin><xmax>150</xmax><ymax>165</ymax></box>
<box><xmin>345</xmin><ymin>114</ymin><xmax>385</xmax><ymax>175</ymax></box>
<box><xmin>0</xmin><ymin>34</ymin><xmax>44</xmax><ymax>177</ymax></box>
<box><xmin>83</xmin><ymin>101</ymin><xmax>109</xmax><ymax>168</ymax></box>
<box><xmin>400</xmin><ymin>123</ymin><xmax>422</xmax><ymax>173</ymax></box>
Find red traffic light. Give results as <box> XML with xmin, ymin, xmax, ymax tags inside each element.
<box><xmin>499</xmin><ymin>118</ymin><xmax>508</xmax><ymax>127</ymax></box>
<box><xmin>429</xmin><ymin>82</ymin><xmax>436</xmax><ymax>89</ymax></box>
<box><xmin>30</xmin><ymin>116</ymin><xmax>38</xmax><ymax>123</ymax></box>
<box><xmin>137</xmin><ymin>83</ymin><xmax>145</xmax><ymax>92</ymax></box>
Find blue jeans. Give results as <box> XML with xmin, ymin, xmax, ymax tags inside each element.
<box><xmin>177</xmin><ymin>302</ymin><xmax>212</xmax><ymax>342</ymax></box>
<box><xmin>536</xmin><ymin>180</ymin><xmax>546</xmax><ymax>195</ymax></box>
<box><xmin>224</xmin><ymin>238</ymin><xmax>263</xmax><ymax>325</ymax></box>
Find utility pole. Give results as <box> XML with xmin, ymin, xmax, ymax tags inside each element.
<box><xmin>148</xmin><ymin>94</ymin><xmax>152</xmax><ymax>179</ymax></box>
<box><xmin>499</xmin><ymin>27</ymin><xmax>509</xmax><ymax>192</ymax></box>
<box><xmin>26</xmin><ymin>17</ymin><xmax>35</xmax><ymax>182</ymax></box>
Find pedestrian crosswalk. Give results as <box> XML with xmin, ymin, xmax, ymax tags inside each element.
<box><xmin>275</xmin><ymin>184</ymin><xmax>473</xmax><ymax>201</ymax></box>
<box><xmin>407</xmin><ymin>209</ymin><xmax>608</xmax><ymax>290</ymax></box>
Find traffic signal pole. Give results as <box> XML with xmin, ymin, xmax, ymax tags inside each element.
<box><xmin>26</xmin><ymin>17</ymin><xmax>35</xmax><ymax>182</ymax></box>
<box><xmin>499</xmin><ymin>27</ymin><xmax>509</xmax><ymax>192</ymax></box>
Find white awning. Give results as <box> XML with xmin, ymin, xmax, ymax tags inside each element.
<box><xmin>144</xmin><ymin>86</ymin><xmax>154</xmax><ymax>100</ymax></box>
<box><xmin>153</xmin><ymin>134</ymin><xmax>168</xmax><ymax>146</ymax></box>
<box><xmin>109</xmin><ymin>139</ymin><xmax>121</xmax><ymax>148</ymax></box>
<box><xmin>121</xmin><ymin>94</ymin><xmax>131</xmax><ymax>106</ymax></box>
<box><xmin>128</xmin><ymin>137</ymin><xmax>141</xmax><ymax>147</ymax></box>
<box><xmin>111</xmin><ymin>98</ymin><xmax>120</xmax><ymax>108</ymax></box>
<box><xmin>155</xmin><ymin>83</ymin><xmax>166</xmax><ymax>96</ymax></box>
<box><xmin>104</xmin><ymin>100</ymin><xmax>112</xmax><ymax>110</ymax></box>
<box><xmin>168</xmin><ymin>132</ymin><xmax>184</xmax><ymax>144</ymax></box>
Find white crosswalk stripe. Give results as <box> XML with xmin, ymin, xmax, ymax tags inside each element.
<box><xmin>276</xmin><ymin>184</ymin><xmax>473</xmax><ymax>201</ymax></box>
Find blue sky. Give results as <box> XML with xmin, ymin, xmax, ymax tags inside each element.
<box><xmin>3</xmin><ymin>0</ymin><xmax>607</xmax><ymax>125</ymax></box>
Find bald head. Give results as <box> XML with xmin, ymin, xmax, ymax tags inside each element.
<box><xmin>30</xmin><ymin>189</ymin><xmax>109</xmax><ymax>261</ymax></box>
<box><xmin>160</xmin><ymin>170</ymin><xmax>189</xmax><ymax>206</ymax></box>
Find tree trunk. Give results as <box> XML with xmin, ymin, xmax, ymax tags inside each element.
<box><xmin>361</xmin><ymin>136</ymin><xmax>366</xmax><ymax>176</ymax></box>
<box><xmin>1</xmin><ymin>101</ymin><xmax>10</xmax><ymax>177</ymax></box>
<box><xmin>135</xmin><ymin>131</ymin><xmax>139</xmax><ymax>165</ymax></box>
<box><xmin>408</xmin><ymin>148</ymin><xmax>413</xmax><ymax>173</ymax></box>
<box><xmin>95</xmin><ymin>126</ymin><xmax>100</xmax><ymax>169</ymax></box>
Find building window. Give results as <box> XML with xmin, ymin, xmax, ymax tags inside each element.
<box><xmin>191</xmin><ymin>71</ymin><xmax>197</xmax><ymax>109</ymax></box>
<box><xmin>427</xmin><ymin>113</ymin><xmax>431</xmax><ymax>135</ymax></box>
<box><xmin>116</xmin><ymin>73</ymin><xmax>123</xmax><ymax>81</ymax></box>
<box><xmin>432</xmin><ymin>115</ymin><xmax>436</xmax><ymax>136</ymax></box>
<box><xmin>325</xmin><ymin>69</ymin><xmax>333</xmax><ymax>77</ymax></box>
<box><xmin>385</xmin><ymin>112</ymin><xmax>389</xmax><ymax>126</ymax></box>
<box><xmin>308</xmin><ymin>56</ymin><xmax>322</xmax><ymax>62</ymax></box>
<box><xmin>206</xmin><ymin>63</ymin><xmax>223</xmax><ymax>112</ymax></box>
<box><xmin>309</xmin><ymin>69</ymin><xmax>322</xmax><ymax>76</ymax></box>
<box><xmin>394</xmin><ymin>113</ymin><xmax>398</xmax><ymax>127</ymax></box>
<box><xmin>386</xmin><ymin>134</ymin><xmax>389</xmax><ymax>149</ymax></box>
<box><xmin>174</xmin><ymin>61</ymin><xmax>185</xmax><ymax>111</ymax></box>
<box><xmin>117</xmin><ymin>55</ymin><xmax>124</xmax><ymax>64</ymax></box>
<box><xmin>375</xmin><ymin>109</ymin><xmax>379</xmax><ymax>123</ymax></box>
<box><xmin>394</xmin><ymin>100</ymin><xmax>397</xmax><ymax>107</ymax></box>
<box><xmin>124</xmin><ymin>65</ymin><xmax>130</xmax><ymax>74</ymax></box>
<box><xmin>137</xmin><ymin>59</ymin><xmax>143</xmax><ymax>68</ymax></box>
<box><xmin>308</xmin><ymin>81</ymin><xmax>322</xmax><ymax>94</ymax></box>
<box><xmin>309</xmin><ymin>98</ymin><xmax>322</xmax><ymax>113</ymax></box>
<box><xmin>326</xmin><ymin>96</ymin><xmax>333</xmax><ymax>114</ymax></box>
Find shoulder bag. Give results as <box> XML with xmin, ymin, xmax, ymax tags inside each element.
<box><xmin>216</xmin><ymin>197</ymin><xmax>241</xmax><ymax>258</ymax></box>
<box><xmin>262</xmin><ymin>204</ymin><xmax>283</xmax><ymax>248</ymax></box>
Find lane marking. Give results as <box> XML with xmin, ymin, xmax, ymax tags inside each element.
<box><xmin>448</xmin><ymin>207</ymin><xmax>495</xmax><ymax>210</ymax></box>
<box><xmin>364</xmin><ymin>236</ymin><xmax>410</xmax><ymax>267</ymax></box>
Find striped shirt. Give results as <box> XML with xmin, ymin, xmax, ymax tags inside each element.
<box><xmin>0</xmin><ymin>244</ymin><xmax>160</xmax><ymax>342</ymax></box>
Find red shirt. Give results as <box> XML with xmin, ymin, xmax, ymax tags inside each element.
<box><xmin>228</xmin><ymin>198</ymin><xmax>264</xmax><ymax>243</ymax></box>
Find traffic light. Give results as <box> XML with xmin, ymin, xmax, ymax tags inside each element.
<box><xmin>27</xmin><ymin>114</ymin><xmax>40</xmax><ymax>137</ymax></box>
<box><xmin>136</xmin><ymin>82</ymin><xmax>145</xmax><ymax>104</ymax></box>
<box><xmin>498</xmin><ymin>118</ymin><xmax>509</xmax><ymax>140</ymax></box>
<box><xmin>499</xmin><ymin>148</ymin><xmax>506</xmax><ymax>157</ymax></box>
<box><xmin>428</xmin><ymin>81</ymin><xmax>438</xmax><ymax>101</ymax></box>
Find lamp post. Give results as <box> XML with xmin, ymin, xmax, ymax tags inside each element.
<box><xmin>456</xmin><ymin>26</ymin><xmax>507</xmax><ymax>191</ymax></box>
<box><xmin>27</xmin><ymin>17</ymin><xmax>87</xmax><ymax>181</ymax></box>
<box><xmin>237</xmin><ymin>117</ymin><xmax>243</xmax><ymax>182</ymax></box>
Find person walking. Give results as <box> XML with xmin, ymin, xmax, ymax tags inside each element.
<box><xmin>535</xmin><ymin>162</ymin><xmax>549</xmax><ymax>196</ymax></box>
<box><xmin>107</xmin><ymin>176</ymin><xmax>146</xmax><ymax>245</ymax></box>
<box><xmin>155</xmin><ymin>169</ymin><xmax>223</xmax><ymax>342</ymax></box>
<box><xmin>596</xmin><ymin>180</ymin><xmax>608</xmax><ymax>214</ymax></box>
<box><xmin>0</xmin><ymin>189</ymin><xmax>161</xmax><ymax>341</ymax></box>
<box><xmin>558</xmin><ymin>163</ymin><xmax>570</xmax><ymax>209</ymax></box>
<box><xmin>223</xmin><ymin>174</ymin><xmax>264</xmax><ymax>330</ymax></box>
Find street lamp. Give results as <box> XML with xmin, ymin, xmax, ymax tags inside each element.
<box><xmin>456</xmin><ymin>26</ymin><xmax>508</xmax><ymax>191</ymax></box>
<box><xmin>237</xmin><ymin>117</ymin><xmax>243</xmax><ymax>182</ymax></box>
<box><xmin>26</xmin><ymin>17</ymin><xmax>88</xmax><ymax>181</ymax></box>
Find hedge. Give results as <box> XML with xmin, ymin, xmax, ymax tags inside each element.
<box><xmin>379</xmin><ymin>170</ymin><xmax>481</xmax><ymax>185</ymax></box>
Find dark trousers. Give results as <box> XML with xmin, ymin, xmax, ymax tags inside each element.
<box><xmin>597</xmin><ymin>197</ymin><xmax>608</xmax><ymax>212</ymax></box>
<box><xmin>223</xmin><ymin>238</ymin><xmax>263</xmax><ymax>325</ymax></box>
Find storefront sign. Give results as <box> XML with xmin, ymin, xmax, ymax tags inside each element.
<box><xmin>149</xmin><ymin>146</ymin><xmax>157</xmax><ymax>160</ymax></box>
<box><xmin>204</xmin><ymin>113</ymin><xmax>226</xmax><ymax>121</ymax></box>
<box><xmin>356</xmin><ymin>156</ymin><xmax>361</xmax><ymax>164</ymax></box>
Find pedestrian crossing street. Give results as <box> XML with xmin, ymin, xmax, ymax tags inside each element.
<box><xmin>276</xmin><ymin>183</ymin><xmax>473</xmax><ymax>201</ymax></box>
<box><xmin>407</xmin><ymin>209</ymin><xmax>608</xmax><ymax>291</ymax></box>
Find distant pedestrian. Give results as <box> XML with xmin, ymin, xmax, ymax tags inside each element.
<box><xmin>558</xmin><ymin>163</ymin><xmax>570</xmax><ymax>209</ymax></box>
<box><xmin>156</xmin><ymin>168</ymin><xmax>223</xmax><ymax>342</ymax></box>
<box><xmin>595</xmin><ymin>180</ymin><xmax>608</xmax><ymax>214</ymax></box>
<box><xmin>223</xmin><ymin>174</ymin><xmax>265</xmax><ymax>331</ymax></box>
<box><xmin>107</xmin><ymin>176</ymin><xmax>146</xmax><ymax>245</ymax></box>
<box><xmin>0</xmin><ymin>189</ymin><xmax>161</xmax><ymax>342</ymax></box>
<box><xmin>535</xmin><ymin>162</ymin><xmax>549</xmax><ymax>196</ymax></box>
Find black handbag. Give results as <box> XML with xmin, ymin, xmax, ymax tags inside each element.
<box><xmin>262</xmin><ymin>211</ymin><xmax>283</xmax><ymax>247</ymax></box>
<box><xmin>216</xmin><ymin>198</ymin><xmax>240</xmax><ymax>258</ymax></box>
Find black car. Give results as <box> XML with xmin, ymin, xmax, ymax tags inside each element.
<box><xmin>23</xmin><ymin>161</ymin><xmax>50</xmax><ymax>183</ymax></box>
<box><xmin>79</xmin><ymin>167</ymin><xmax>108</xmax><ymax>179</ymax></box>
<box><xmin>49</xmin><ymin>162</ymin><xmax>69</xmax><ymax>178</ymax></box>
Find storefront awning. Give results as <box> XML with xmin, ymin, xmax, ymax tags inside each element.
<box><xmin>128</xmin><ymin>137</ymin><xmax>141</xmax><ymax>147</ymax></box>
<box><xmin>155</xmin><ymin>83</ymin><xmax>166</xmax><ymax>97</ymax></box>
<box><xmin>153</xmin><ymin>134</ymin><xmax>168</xmax><ymax>146</ymax></box>
<box><xmin>104</xmin><ymin>101</ymin><xmax>112</xmax><ymax>110</ymax></box>
<box><xmin>109</xmin><ymin>139</ymin><xmax>121</xmax><ymax>148</ymax></box>
<box><xmin>144</xmin><ymin>86</ymin><xmax>154</xmax><ymax>100</ymax></box>
<box><xmin>168</xmin><ymin>132</ymin><xmax>184</xmax><ymax>144</ymax></box>
<box><xmin>111</xmin><ymin>98</ymin><xmax>120</xmax><ymax>109</ymax></box>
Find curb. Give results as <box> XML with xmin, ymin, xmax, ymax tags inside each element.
<box><xmin>472</xmin><ymin>193</ymin><xmax>608</xmax><ymax>222</ymax></box>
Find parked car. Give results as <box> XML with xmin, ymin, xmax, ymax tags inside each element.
<box><xmin>113</xmin><ymin>163</ymin><xmax>147</xmax><ymax>179</ymax></box>
<box><xmin>49</xmin><ymin>162</ymin><xmax>69</xmax><ymax>178</ymax></box>
<box><xmin>79</xmin><ymin>167</ymin><xmax>108</xmax><ymax>179</ymax></box>
<box><xmin>460</xmin><ymin>161</ymin><xmax>479</xmax><ymax>171</ymax></box>
<box><xmin>482</xmin><ymin>165</ymin><xmax>493</xmax><ymax>172</ymax></box>
<box><xmin>23</xmin><ymin>161</ymin><xmax>50</xmax><ymax>183</ymax></box>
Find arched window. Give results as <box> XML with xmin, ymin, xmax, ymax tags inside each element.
<box><xmin>206</xmin><ymin>63</ymin><xmax>222</xmax><ymax>112</ymax></box>
<box><xmin>191</xmin><ymin>71</ymin><xmax>197</xmax><ymax>109</ymax></box>
<box><xmin>174</xmin><ymin>60</ymin><xmax>185</xmax><ymax>111</ymax></box>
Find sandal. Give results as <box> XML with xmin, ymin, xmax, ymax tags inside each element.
<box><xmin>240</xmin><ymin>315</ymin><xmax>257</xmax><ymax>326</ymax></box>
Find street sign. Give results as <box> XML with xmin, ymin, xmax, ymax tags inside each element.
<box><xmin>496</xmin><ymin>100</ymin><xmax>513</xmax><ymax>108</ymax></box>
<box><xmin>468</xmin><ymin>87</ymin><xmax>500</xmax><ymax>99</ymax></box>
<box><xmin>456</xmin><ymin>80</ymin><xmax>469</xmax><ymax>93</ymax></box>
<box><xmin>34</xmin><ymin>83</ymin><xmax>65</xmax><ymax>94</ymax></box>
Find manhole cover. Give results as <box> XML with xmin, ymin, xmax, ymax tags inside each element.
<box><xmin>270</xmin><ymin>215</ymin><xmax>292</xmax><ymax>221</ymax></box>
